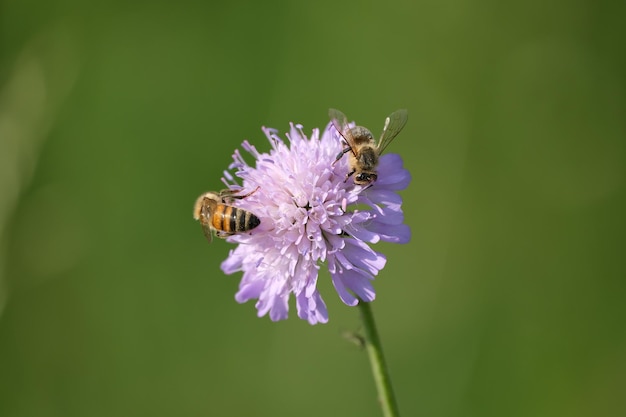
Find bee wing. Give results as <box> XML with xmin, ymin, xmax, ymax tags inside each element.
<box><xmin>201</xmin><ymin>223</ymin><xmax>214</xmax><ymax>243</ymax></box>
<box><xmin>197</xmin><ymin>195</ymin><xmax>216</xmax><ymax>243</ymax></box>
<box><xmin>329</xmin><ymin>108</ymin><xmax>358</xmax><ymax>151</ymax></box>
<box><xmin>377</xmin><ymin>109</ymin><xmax>408</xmax><ymax>154</ymax></box>
<box><xmin>329</xmin><ymin>108</ymin><xmax>349</xmax><ymax>134</ymax></box>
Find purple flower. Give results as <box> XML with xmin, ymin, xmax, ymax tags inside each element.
<box><xmin>220</xmin><ymin>120</ymin><xmax>411</xmax><ymax>324</ymax></box>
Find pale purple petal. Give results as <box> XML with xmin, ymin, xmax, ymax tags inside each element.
<box><xmin>367</xmin><ymin>222</ymin><xmax>412</xmax><ymax>244</ymax></box>
<box><xmin>340</xmin><ymin>239</ymin><xmax>387</xmax><ymax>276</ymax></box>
<box><xmin>268</xmin><ymin>295</ymin><xmax>290</xmax><ymax>322</ymax></box>
<box><xmin>332</xmin><ymin>268</ymin><xmax>376</xmax><ymax>303</ymax></box>
<box><xmin>296</xmin><ymin>290</ymin><xmax>329</xmax><ymax>325</ymax></box>
<box><xmin>235</xmin><ymin>275</ymin><xmax>264</xmax><ymax>302</ymax></box>
<box><xmin>330</xmin><ymin>271</ymin><xmax>359</xmax><ymax>306</ymax></box>
<box><xmin>346</xmin><ymin>226</ymin><xmax>381</xmax><ymax>243</ymax></box>
<box><xmin>221</xmin><ymin>249</ymin><xmax>244</xmax><ymax>274</ymax></box>
<box><xmin>376</xmin><ymin>154</ymin><xmax>411</xmax><ymax>190</ymax></box>
<box><xmin>365</xmin><ymin>189</ymin><xmax>403</xmax><ymax>208</ymax></box>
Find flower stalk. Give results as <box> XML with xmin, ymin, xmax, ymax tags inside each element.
<box><xmin>358</xmin><ymin>300</ymin><xmax>400</xmax><ymax>417</ymax></box>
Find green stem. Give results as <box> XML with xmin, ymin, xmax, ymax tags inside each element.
<box><xmin>357</xmin><ymin>300</ymin><xmax>400</xmax><ymax>417</ymax></box>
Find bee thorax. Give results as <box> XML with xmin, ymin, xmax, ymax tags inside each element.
<box><xmin>349</xmin><ymin>126</ymin><xmax>374</xmax><ymax>145</ymax></box>
<box><xmin>357</xmin><ymin>147</ymin><xmax>378</xmax><ymax>171</ymax></box>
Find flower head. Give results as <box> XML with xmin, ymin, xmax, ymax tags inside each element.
<box><xmin>220</xmin><ymin>120</ymin><xmax>410</xmax><ymax>324</ymax></box>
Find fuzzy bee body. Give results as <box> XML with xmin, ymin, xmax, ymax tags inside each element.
<box><xmin>330</xmin><ymin>109</ymin><xmax>408</xmax><ymax>185</ymax></box>
<box><xmin>193</xmin><ymin>189</ymin><xmax>260</xmax><ymax>243</ymax></box>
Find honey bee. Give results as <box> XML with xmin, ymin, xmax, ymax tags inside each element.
<box><xmin>330</xmin><ymin>108</ymin><xmax>408</xmax><ymax>185</ymax></box>
<box><xmin>193</xmin><ymin>187</ymin><xmax>261</xmax><ymax>243</ymax></box>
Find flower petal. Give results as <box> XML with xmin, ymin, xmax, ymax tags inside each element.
<box><xmin>376</xmin><ymin>154</ymin><xmax>411</xmax><ymax>190</ymax></box>
<box><xmin>330</xmin><ymin>270</ymin><xmax>359</xmax><ymax>306</ymax></box>
<box><xmin>332</xmin><ymin>268</ymin><xmax>377</xmax><ymax>303</ymax></box>
<box><xmin>340</xmin><ymin>239</ymin><xmax>387</xmax><ymax>276</ymax></box>
<box><xmin>365</xmin><ymin>222</ymin><xmax>412</xmax><ymax>244</ymax></box>
<box><xmin>296</xmin><ymin>290</ymin><xmax>329</xmax><ymax>325</ymax></box>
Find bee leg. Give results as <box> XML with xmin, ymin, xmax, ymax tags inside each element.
<box><xmin>232</xmin><ymin>186</ymin><xmax>260</xmax><ymax>199</ymax></box>
<box><xmin>344</xmin><ymin>169</ymin><xmax>356</xmax><ymax>182</ymax></box>
<box><xmin>221</xmin><ymin>186</ymin><xmax>260</xmax><ymax>202</ymax></box>
<box><xmin>215</xmin><ymin>230</ymin><xmax>233</xmax><ymax>239</ymax></box>
<box><xmin>333</xmin><ymin>146</ymin><xmax>352</xmax><ymax>166</ymax></box>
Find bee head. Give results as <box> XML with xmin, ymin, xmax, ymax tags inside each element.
<box><xmin>355</xmin><ymin>172</ymin><xmax>377</xmax><ymax>185</ymax></box>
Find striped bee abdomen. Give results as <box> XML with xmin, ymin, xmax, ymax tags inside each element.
<box><xmin>212</xmin><ymin>204</ymin><xmax>260</xmax><ymax>235</ymax></box>
<box><xmin>194</xmin><ymin>189</ymin><xmax>261</xmax><ymax>243</ymax></box>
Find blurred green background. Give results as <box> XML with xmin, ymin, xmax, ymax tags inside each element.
<box><xmin>1</xmin><ymin>0</ymin><xmax>625</xmax><ymax>416</ymax></box>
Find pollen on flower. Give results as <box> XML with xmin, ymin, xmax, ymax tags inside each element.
<box><xmin>217</xmin><ymin>121</ymin><xmax>411</xmax><ymax>325</ymax></box>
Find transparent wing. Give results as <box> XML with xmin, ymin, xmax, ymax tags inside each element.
<box><xmin>198</xmin><ymin>195</ymin><xmax>216</xmax><ymax>243</ymax></box>
<box><xmin>329</xmin><ymin>108</ymin><xmax>357</xmax><ymax>150</ymax></box>
<box><xmin>377</xmin><ymin>109</ymin><xmax>408</xmax><ymax>154</ymax></box>
<box><xmin>201</xmin><ymin>223</ymin><xmax>214</xmax><ymax>243</ymax></box>
<box><xmin>329</xmin><ymin>108</ymin><xmax>349</xmax><ymax>134</ymax></box>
